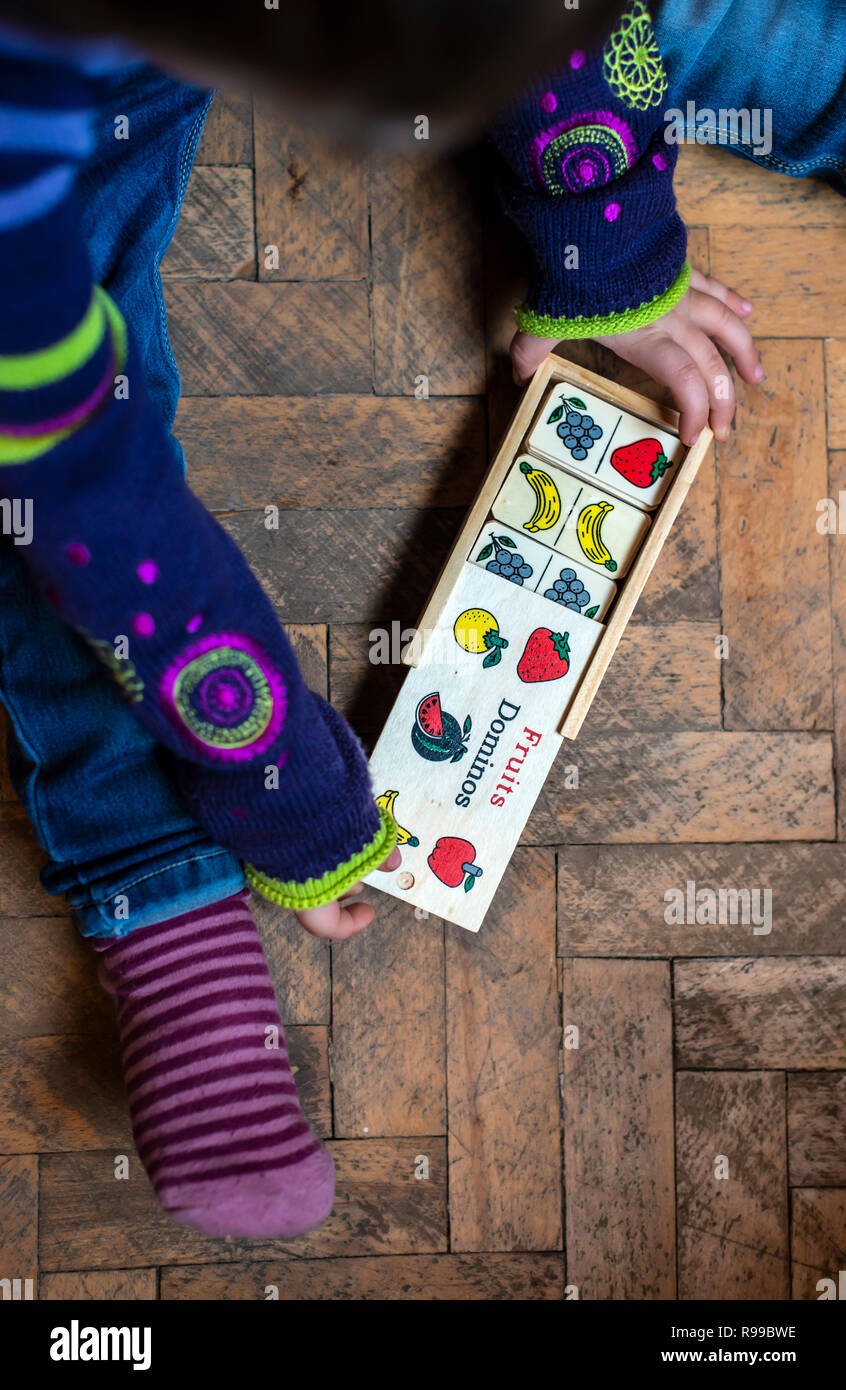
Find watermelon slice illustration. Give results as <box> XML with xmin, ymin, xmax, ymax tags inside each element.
<box><xmin>416</xmin><ymin>692</ymin><xmax>444</xmax><ymax>740</ymax></box>
<box><xmin>411</xmin><ymin>691</ymin><xmax>471</xmax><ymax>763</ymax></box>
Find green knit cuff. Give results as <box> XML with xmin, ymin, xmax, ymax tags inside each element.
<box><xmin>515</xmin><ymin>260</ymin><xmax>691</xmax><ymax>340</ymax></box>
<box><xmin>244</xmin><ymin>806</ymin><xmax>398</xmax><ymax>910</ymax></box>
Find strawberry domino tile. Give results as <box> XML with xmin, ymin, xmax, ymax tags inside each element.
<box><xmin>468</xmin><ymin>519</ymin><xmax>617</xmax><ymax>620</ymax></box>
<box><xmin>527</xmin><ymin>383</ymin><xmax>685</xmax><ymax>510</ymax></box>
<box><xmin>365</xmin><ymin>559</ymin><xmax>602</xmax><ymax>932</ymax></box>
<box><xmin>493</xmin><ymin>454</ymin><xmax>650</xmax><ymax>579</ymax></box>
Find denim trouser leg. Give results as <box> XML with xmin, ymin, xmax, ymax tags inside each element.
<box><xmin>0</xmin><ymin>66</ymin><xmax>245</xmax><ymax>939</ymax></box>
<box><xmin>655</xmin><ymin>0</ymin><xmax>846</xmax><ymax>188</ymax></box>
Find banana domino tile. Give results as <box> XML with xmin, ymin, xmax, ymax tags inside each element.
<box><xmin>366</xmin><ymin>354</ymin><xmax>712</xmax><ymax>932</ymax></box>
<box><xmin>527</xmin><ymin>383</ymin><xmax>685</xmax><ymax>510</ymax></box>
<box><xmin>493</xmin><ymin>454</ymin><xmax>650</xmax><ymax>579</ymax></box>
<box><xmin>364</xmin><ymin>560</ymin><xmax>602</xmax><ymax>932</ymax></box>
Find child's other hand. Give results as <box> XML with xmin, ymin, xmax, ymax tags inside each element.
<box><xmin>294</xmin><ymin>845</ymin><xmax>402</xmax><ymax>939</ymax></box>
<box><xmin>510</xmin><ymin>268</ymin><xmax>763</xmax><ymax>446</ymax></box>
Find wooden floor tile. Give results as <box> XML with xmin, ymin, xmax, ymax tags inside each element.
<box><xmin>562</xmin><ymin>959</ymin><xmax>675</xmax><ymax>1299</ymax></box>
<box><xmin>0</xmin><ymin>1035</ymin><xmax>130</xmax><ymax>1153</ymax></box>
<box><xmin>222</xmin><ymin>506</ymin><xmax>463</xmax><ymax>625</ymax></box>
<box><xmin>332</xmin><ymin>896</ymin><xmax>445</xmax><ymax>1138</ymax></box>
<box><xmin>196</xmin><ymin>91</ymin><xmax>253</xmax><ymax>166</ymax></box>
<box><xmin>254</xmin><ymin>107</ymin><xmax>367</xmax><ymax>280</ymax></box>
<box><xmin>40</xmin><ymin>1269</ymin><xmax>157</xmax><ymax>1300</ymax></box>
<box><xmin>675</xmin><ymin>143</ymin><xmax>846</xmax><ymax>229</ymax></box>
<box><xmin>165</xmin><ymin>282</ymin><xmax>371</xmax><ymax>394</ymax></box>
<box><xmin>719</xmin><ymin>341</ymin><xmax>832</xmax><ymax>730</ymax></box>
<box><xmin>178</xmin><ymin>395</ymin><xmax>487</xmax><ymax>511</ymax></box>
<box><xmin>370</xmin><ymin>154</ymin><xmax>485</xmax><ymax>395</ymax></box>
<box><xmin>558</xmin><ymin>843</ymin><xmax>846</xmax><ymax>957</ymax></box>
<box><xmin>791</xmin><ymin>1189</ymin><xmax>846</xmax><ymax>1300</ymax></box>
<box><xmin>528</xmin><ymin>732</ymin><xmax>834</xmax><ymax>844</ymax></box>
<box><xmin>675</xmin><ymin>958</ymin><xmax>846</xmax><ymax>1069</ymax></box>
<box><xmin>711</xmin><ymin>227</ymin><xmax>846</xmax><ymax>336</ymax></box>
<box><xmin>446</xmin><ymin>850</ymin><xmax>561</xmax><ymax>1253</ymax></box>
<box><xmin>38</xmin><ymin>1140</ymin><xmax>447</xmax><ymax>1269</ymax></box>
<box><xmin>0</xmin><ymin>1155</ymin><xmax>38</xmax><ymax>1286</ymax></box>
<box><xmin>161</xmin><ymin>1252</ymin><xmax>564</xmax><ymax>1300</ymax></box>
<box><xmin>163</xmin><ymin>167</ymin><xmax>255</xmax><ymax>280</ymax></box>
<box><xmin>788</xmin><ymin>1074</ymin><xmax>846</xmax><ymax>1186</ymax></box>
<box><xmin>676</xmin><ymin>1071</ymin><xmax>788</xmax><ymax>1299</ymax></box>
<box><xmin>825</xmin><ymin>342</ymin><xmax>846</xmax><ymax>450</ymax></box>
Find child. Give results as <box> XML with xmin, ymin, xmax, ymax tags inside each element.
<box><xmin>0</xmin><ymin>0</ymin><xmax>833</xmax><ymax>1238</ymax></box>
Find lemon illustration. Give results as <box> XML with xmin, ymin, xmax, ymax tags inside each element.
<box><xmin>454</xmin><ymin>608</ymin><xmax>508</xmax><ymax>669</ymax></box>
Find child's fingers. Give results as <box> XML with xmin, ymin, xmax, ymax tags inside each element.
<box><xmin>673</xmin><ymin>324</ymin><xmax>735</xmax><ymax>442</ymax></box>
<box><xmin>296</xmin><ymin>897</ymin><xmax>375</xmax><ymax>939</ymax></box>
<box><xmin>606</xmin><ymin>332</ymin><xmax>710</xmax><ymax>446</ymax></box>
<box><xmin>377</xmin><ymin>846</ymin><xmax>402</xmax><ymax>872</ymax></box>
<box><xmin>689</xmin><ymin>266</ymin><xmax>753</xmax><ymax>319</ymax></box>
<box><xmin>688</xmin><ymin>289</ymin><xmax>764</xmax><ymax>388</ymax></box>
<box><xmin>510</xmin><ymin>329</ymin><xmax>559</xmax><ymax>386</ymax></box>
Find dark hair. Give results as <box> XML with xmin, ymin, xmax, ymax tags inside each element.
<box><xmin>10</xmin><ymin>0</ymin><xmax>624</xmax><ymax>121</ymax></box>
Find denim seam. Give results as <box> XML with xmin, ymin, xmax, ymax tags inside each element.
<box><xmin>0</xmin><ymin>672</ymin><xmax>60</xmax><ymax>859</ymax></box>
<box><xmin>153</xmin><ymin>91</ymin><xmax>214</xmax><ymax>386</ymax></box>
<box><xmin>680</xmin><ymin>124</ymin><xmax>846</xmax><ymax>176</ymax></box>
<box><xmin>87</xmin><ymin>845</ymin><xmax>237</xmax><ymax>923</ymax></box>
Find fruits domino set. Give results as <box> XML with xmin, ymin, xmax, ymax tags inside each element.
<box><xmin>365</xmin><ymin>354</ymin><xmax>713</xmax><ymax>932</ymax></box>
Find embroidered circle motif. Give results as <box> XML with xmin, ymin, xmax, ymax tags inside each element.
<box><xmin>602</xmin><ymin>0</ymin><xmax>667</xmax><ymax>111</ymax></box>
<box><xmin>160</xmin><ymin>633</ymin><xmax>287</xmax><ymax>761</ymax></box>
<box><xmin>528</xmin><ymin>111</ymin><xmax>637</xmax><ymax>194</ymax></box>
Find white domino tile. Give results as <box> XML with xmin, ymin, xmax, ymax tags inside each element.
<box><xmin>492</xmin><ymin>455</ymin><xmax>650</xmax><ymax>579</ymax></box>
<box><xmin>468</xmin><ymin>519</ymin><xmax>616</xmax><ymax>620</ymax></box>
<box><xmin>527</xmin><ymin>383</ymin><xmax>684</xmax><ymax>510</ymax></box>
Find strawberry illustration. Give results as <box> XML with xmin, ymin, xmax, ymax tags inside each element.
<box><xmin>517</xmin><ymin>628</ymin><xmax>571</xmax><ymax>683</ymax></box>
<box><xmin>610</xmin><ymin>437</ymin><xmax>670</xmax><ymax>489</ymax></box>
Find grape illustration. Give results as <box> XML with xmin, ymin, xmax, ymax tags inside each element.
<box><xmin>543</xmin><ymin>565</ymin><xmax>600</xmax><ymax>618</ymax></box>
<box><xmin>550</xmin><ymin>394</ymin><xmax>604</xmax><ymax>464</ymax></box>
<box><xmin>476</xmin><ymin>532</ymin><xmax>532</xmax><ymax>586</ymax></box>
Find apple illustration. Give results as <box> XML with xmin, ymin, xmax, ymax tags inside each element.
<box><xmin>428</xmin><ymin>837</ymin><xmax>483</xmax><ymax>893</ymax></box>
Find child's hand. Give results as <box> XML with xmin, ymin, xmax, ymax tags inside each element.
<box><xmin>511</xmin><ymin>268</ymin><xmax>763</xmax><ymax>446</ymax></box>
<box><xmin>294</xmin><ymin>845</ymin><xmax>402</xmax><ymax>939</ymax></box>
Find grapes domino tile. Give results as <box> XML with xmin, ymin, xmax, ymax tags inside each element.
<box><xmin>527</xmin><ymin>383</ymin><xmax>684</xmax><ymax>509</ymax></box>
<box><xmin>365</xmin><ymin>560</ymin><xmax>602</xmax><ymax>931</ymax></box>
<box><xmin>492</xmin><ymin>454</ymin><xmax>650</xmax><ymax>579</ymax></box>
<box><xmin>468</xmin><ymin>520</ymin><xmax>616</xmax><ymax>620</ymax></box>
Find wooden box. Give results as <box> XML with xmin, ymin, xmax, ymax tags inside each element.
<box><xmin>365</xmin><ymin>353</ymin><xmax>713</xmax><ymax>931</ymax></box>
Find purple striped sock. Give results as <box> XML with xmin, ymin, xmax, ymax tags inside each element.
<box><xmin>96</xmin><ymin>892</ymin><xmax>334</xmax><ymax>1238</ymax></box>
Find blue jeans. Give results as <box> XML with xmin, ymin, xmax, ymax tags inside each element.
<box><xmin>0</xmin><ymin>63</ymin><xmax>245</xmax><ymax>940</ymax></box>
<box><xmin>655</xmin><ymin>0</ymin><xmax>846</xmax><ymax>188</ymax></box>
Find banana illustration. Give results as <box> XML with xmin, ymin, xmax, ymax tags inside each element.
<box><xmin>375</xmin><ymin>789</ymin><xmax>420</xmax><ymax>847</ymax></box>
<box><xmin>519</xmin><ymin>460</ymin><xmax>561</xmax><ymax>532</ymax></box>
<box><xmin>577</xmin><ymin>500</ymin><xmax>618</xmax><ymax>571</ymax></box>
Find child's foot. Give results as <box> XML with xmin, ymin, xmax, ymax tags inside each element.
<box><xmin>96</xmin><ymin>892</ymin><xmax>334</xmax><ymax>1238</ymax></box>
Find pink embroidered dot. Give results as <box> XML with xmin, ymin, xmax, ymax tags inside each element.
<box><xmin>185</xmin><ymin>614</ymin><xmax>203</xmax><ymax>633</ymax></box>
<box><xmin>540</xmin><ymin>90</ymin><xmax>557</xmax><ymax>114</ymax></box>
<box><xmin>276</xmin><ymin>751</ymin><xmax>289</xmax><ymax>771</ymax></box>
<box><xmin>604</xmin><ymin>201</ymin><xmax>621</xmax><ymax>222</ymax></box>
<box><xmin>580</xmin><ymin>161</ymin><xmax>596</xmax><ymax>184</ymax></box>
<box><xmin>229</xmin><ymin>807</ymin><xmax>249</xmax><ymax>819</ymax></box>
<box><xmin>652</xmin><ymin>152</ymin><xmax>668</xmax><ymax>171</ymax></box>
<box><xmin>137</xmin><ymin>560</ymin><xmax>159</xmax><ymax>585</ymax></box>
<box><xmin>570</xmin><ymin>49</ymin><xmax>585</xmax><ymax>70</ymax></box>
<box><xmin>44</xmin><ymin>585</ymin><xmax>62</xmax><ymax>610</ymax></box>
<box><xmin>65</xmin><ymin>542</ymin><xmax>91</xmax><ymax>566</ymax></box>
<box><xmin>132</xmin><ymin>612</ymin><xmax>155</xmax><ymax>637</ymax></box>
